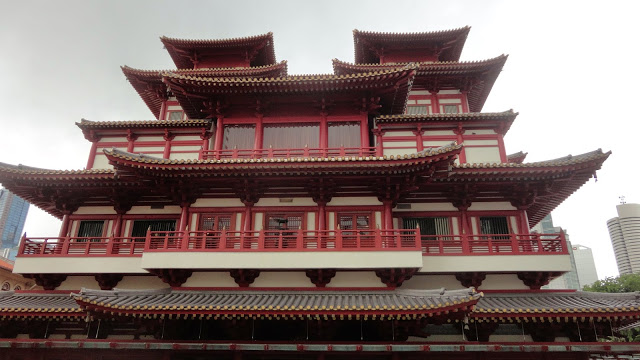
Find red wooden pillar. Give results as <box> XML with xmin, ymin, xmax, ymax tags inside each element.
<box><xmin>163</xmin><ymin>129</ymin><xmax>174</xmax><ymax>159</ymax></box>
<box><xmin>214</xmin><ymin>117</ymin><xmax>224</xmax><ymax>151</ymax></box>
<box><xmin>430</xmin><ymin>90</ymin><xmax>440</xmax><ymax>114</ymax></box>
<box><xmin>413</xmin><ymin>125</ymin><xmax>424</xmax><ymax>152</ymax></box>
<box><xmin>383</xmin><ymin>200</ymin><xmax>394</xmax><ymax>230</ymax></box>
<box><xmin>319</xmin><ymin>114</ymin><xmax>328</xmax><ymax>153</ymax></box>
<box><xmin>317</xmin><ymin>201</ymin><xmax>327</xmax><ymax>231</ymax></box>
<box><xmin>112</xmin><ymin>215</ymin><xmax>124</xmax><ymax>238</ymax></box>
<box><xmin>461</xmin><ymin>91</ymin><xmax>470</xmax><ymax>113</ymax></box>
<box><xmin>58</xmin><ymin>215</ymin><xmax>71</xmax><ymax>237</ymax></box>
<box><xmin>86</xmin><ymin>141</ymin><xmax>98</xmax><ymax>169</ymax></box>
<box><xmin>454</xmin><ymin>123</ymin><xmax>466</xmax><ymax>163</ymax></box>
<box><xmin>126</xmin><ymin>130</ymin><xmax>137</xmax><ymax>152</ymax></box>
<box><xmin>159</xmin><ymin>100</ymin><xmax>167</xmax><ymax>120</ymax></box>
<box><xmin>243</xmin><ymin>203</ymin><xmax>254</xmax><ymax>232</ymax></box>
<box><xmin>178</xmin><ymin>203</ymin><xmax>190</xmax><ymax>231</ymax></box>
<box><xmin>372</xmin><ymin>128</ymin><xmax>384</xmax><ymax>157</ymax></box>
<box><xmin>254</xmin><ymin>115</ymin><xmax>264</xmax><ymax>152</ymax></box>
<box><xmin>360</xmin><ymin>114</ymin><xmax>369</xmax><ymax>148</ymax></box>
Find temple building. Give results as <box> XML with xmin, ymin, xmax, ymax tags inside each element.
<box><xmin>0</xmin><ymin>28</ymin><xmax>636</xmax><ymax>360</ymax></box>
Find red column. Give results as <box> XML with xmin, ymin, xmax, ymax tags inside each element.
<box><xmin>163</xmin><ymin>130</ymin><xmax>174</xmax><ymax>159</ymax></box>
<box><xmin>159</xmin><ymin>100</ymin><xmax>167</xmax><ymax>120</ymax></box>
<box><xmin>214</xmin><ymin>117</ymin><xmax>224</xmax><ymax>151</ymax></box>
<box><xmin>497</xmin><ymin>133</ymin><xmax>508</xmax><ymax>163</ymax></box>
<box><xmin>461</xmin><ymin>91</ymin><xmax>470</xmax><ymax>113</ymax></box>
<box><xmin>383</xmin><ymin>200</ymin><xmax>394</xmax><ymax>230</ymax></box>
<box><xmin>126</xmin><ymin>130</ymin><xmax>136</xmax><ymax>152</ymax></box>
<box><xmin>454</xmin><ymin>123</ymin><xmax>466</xmax><ymax>163</ymax></box>
<box><xmin>243</xmin><ymin>203</ymin><xmax>253</xmax><ymax>231</ymax></box>
<box><xmin>178</xmin><ymin>203</ymin><xmax>190</xmax><ymax>231</ymax></box>
<box><xmin>430</xmin><ymin>91</ymin><xmax>440</xmax><ymax>114</ymax></box>
<box><xmin>413</xmin><ymin>126</ymin><xmax>424</xmax><ymax>152</ymax></box>
<box><xmin>112</xmin><ymin>214</ymin><xmax>123</xmax><ymax>238</ymax></box>
<box><xmin>316</xmin><ymin>201</ymin><xmax>327</xmax><ymax>231</ymax></box>
<box><xmin>86</xmin><ymin>141</ymin><xmax>98</xmax><ymax>169</ymax></box>
<box><xmin>254</xmin><ymin>115</ymin><xmax>264</xmax><ymax>153</ymax></box>
<box><xmin>319</xmin><ymin>114</ymin><xmax>328</xmax><ymax>152</ymax></box>
<box><xmin>372</xmin><ymin>128</ymin><xmax>384</xmax><ymax>157</ymax></box>
<box><xmin>360</xmin><ymin>115</ymin><xmax>369</xmax><ymax>149</ymax></box>
<box><xmin>58</xmin><ymin>215</ymin><xmax>71</xmax><ymax>237</ymax></box>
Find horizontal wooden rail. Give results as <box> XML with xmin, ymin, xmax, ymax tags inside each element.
<box><xmin>201</xmin><ymin>146</ymin><xmax>378</xmax><ymax>160</ymax></box>
<box><xmin>145</xmin><ymin>229</ymin><xmax>421</xmax><ymax>252</ymax></box>
<box><xmin>420</xmin><ymin>233</ymin><xmax>568</xmax><ymax>255</ymax></box>
<box><xmin>18</xmin><ymin>237</ymin><xmax>146</xmax><ymax>257</ymax></box>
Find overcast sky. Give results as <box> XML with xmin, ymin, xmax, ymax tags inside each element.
<box><xmin>1</xmin><ymin>0</ymin><xmax>638</xmax><ymax>279</ymax></box>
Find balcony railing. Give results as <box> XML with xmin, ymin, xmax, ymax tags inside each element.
<box><xmin>420</xmin><ymin>233</ymin><xmax>568</xmax><ymax>255</ymax></box>
<box><xmin>201</xmin><ymin>146</ymin><xmax>378</xmax><ymax>160</ymax></box>
<box><xmin>145</xmin><ymin>229</ymin><xmax>421</xmax><ymax>252</ymax></box>
<box><xmin>16</xmin><ymin>232</ymin><xmax>567</xmax><ymax>257</ymax></box>
<box><xmin>18</xmin><ymin>237</ymin><xmax>146</xmax><ymax>256</ymax></box>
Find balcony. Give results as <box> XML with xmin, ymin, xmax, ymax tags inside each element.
<box><xmin>201</xmin><ymin>146</ymin><xmax>378</xmax><ymax>160</ymax></box>
<box><xmin>13</xmin><ymin>231</ymin><xmax>569</xmax><ymax>274</ymax></box>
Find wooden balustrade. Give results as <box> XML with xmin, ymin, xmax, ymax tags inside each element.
<box><xmin>17</xmin><ymin>231</ymin><xmax>567</xmax><ymax>257</ymax></box>
<box><xmin>201</xmin><ymin>146</ymin><xmax>378</xmax><ymax>160</ymax></box>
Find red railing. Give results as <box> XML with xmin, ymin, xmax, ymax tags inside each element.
<box><xmin>420</xmin><ymin>233</ymin><xmax>568</xmax><ymax>255</ymax></box>
<box><xmin>201</xmin><ymin>146</ymin><xmax>377</xmax><ymax>160</ymax></box>
<box><xmin>145</xmin><ymin>229</ymin><xmax>421</xmax><ymax>252</ymax></box>
<box><xmin>18</xmin><ymin>237</ymin><xmax>146</xmax><ymax>257</ymax></box>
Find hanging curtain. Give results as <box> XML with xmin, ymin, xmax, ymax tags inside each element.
<box><xmin>263</xmin><ymin>124</ymin><xmax>319</xmax><ymax>149</ymax></box>
<box><xmin>223</xmin><ymin>124</ymin><xmax>255</xmax><ymax>150</ymax></box>
<box><xmin>328</xmin><ymin>122</ymin><xmax>361</xmax><ymax>148</ymax></box>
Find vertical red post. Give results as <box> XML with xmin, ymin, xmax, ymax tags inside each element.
<box><xmin>243</xmin><ymin>204</ymin><xmax>253</xmax><ymax>232</ymax></box>
<box><xmin>254</xmin><ymin>115</ymin><xmax>263</xmax><ymax>153</ymax></box>
<box><xmin>179</xmin><ymin>203</ymin><xmax>190</xmax><ymax>250</ymax></box>
<box><xmin>58</xmin><ymin>215</ymin><xmax>70</xmax><ymax>238</ymax></box>
<box><xmin>413</xmin><ymin>126</ymin><xmax>424</xmax><ymax>152</ymax></box>
<box><xmin>319</xmin><ymin>114</ymin><xmax>328</xmax><ymax>156</ymax></box>
<box><xmin>317</xmin><ymin>201</ymin><xmax>326</xmax><ymax>231</ymax></box>
<box><xmin>86</xmin><ymin>141</ymin><xmax>98</xmax><ymax>169</ymax></box>
<box><xmin>360</xmin><ymin>115</ymin><xmax>369</xmax><ymax>149</ymax></box>
<box><xmin>460</xmin><ymin>92</ymin><xmax>470</xmax><ymax>113</ymax></box>
<box><xmin>372</xmin><ymin>128</ymin><xmax>384</xmax><ymax>157</ymax></box>
<box><xmin>430</xmin><ymin>91</ymin><xmax>440</xmax><ymax>114</ymax></box>
<box><xmin>460</xmin><ymin>212</ymin><xmax>470</xmax><ymax>254</ymax></box>
<box><xmin>383</xmin><ymin>200</ymin><xmax>394</xmax><ymax>230</ymax></box>
<box><xmin>214</xmin><ymin>117</ymin><xmax>224</xmax><ymax>159</ymax></box>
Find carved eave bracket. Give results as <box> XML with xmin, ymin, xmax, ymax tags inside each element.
<box><xmin>455</xmin><ymin>272</ymin><xmax>486</xmax><ymax>288</ymax></box>
<box><xmin>509</xmin><ymin>185</ymin><xmax>538</xmax><ymax>210</ymax></box>
<box><xmin>307</xmin><ymin>178</ymin><xmax>336</xmax><ymax>205</ymax></box>
<box><xmin>374</xmin><ymin>268</ymin><xmax>418</xmax><ymax>288</ymax></box>
<box><xmin>448</xmin><ymin>185</ymin><xmax>476</xmax><ymax>211</ymax></box>
<box><xmin>152</xmin><ymin>269</ymin><xmax>193</xmax><ymax>287</ymax></box>
<box><xmin>234</xmin><ymin>180</ymin><xmax>264</xmax><ymax>206</ymax></box>
<box><xmin>230</xmin><ymin>269</ymin><xmax>260</xmax><ymax>287</ymax></box>
<box><xmin>517</xmin><ymin>271</ymin><xmax>563</xmax><ymax>290</ymax></box>
<box><xmin>25</xmin><ymin>274</ymin><xmax>67</xmax><ymax>290</ymax></box>
<box><xmin>95</xmin><ymin>274</ymin><xmax>124</xmax><ymax>290</ymax></box>
<box><xmin>305</xmin><ymin>269</ymin><xmax>337</xmax><ymax>287</ymax></box>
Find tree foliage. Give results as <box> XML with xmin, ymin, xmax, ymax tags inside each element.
<box><xmin>583</xmin><ymin>273</ymin><xmax>640</xmax><ymax>293</ymax></box>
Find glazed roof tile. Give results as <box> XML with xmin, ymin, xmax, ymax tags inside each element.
<box><xmin>376</xmin><ymin>110</ymin><xmax>517</xmax><ymax>124</ymax></box>
<box><xmin>452</xmin><ymin>149</ymin><xmax>609</xmax><ymax>170</ymax></box>
<box><xmin>0</xmin><ymin>162</ymin><xmax>114</xmax><ymax>178</ymax></box>
<box><xmin>475</xmin><ymin>291</ymin><xmax>640</xmax><ymax>318</ymax></box>
<box><xmin>76</xmin><ymin>119</ymin><xmax>212</xmax><ymax>130</ymax></box>
<box><xmin>353</xmin><ymin>27</ymin><xmax>470</xmax><ymax>63</ymax></box>
<box><xmin>73</xmin><ymin>288</ymin><xmax>481</xmax><ymax>317</ymax></box>
<box><xmin>162</xmin><ymin>67</ymin><xmax>417</xmax><ymax>118</ymax></box>
<box><xmin>333</xmin><ymin>56</ymin><xmax>507</xmax><ymax>113</ymax></box>
<box><xmin>103</xmin><ymin>143</ymin><xmax>461</xmax><ymax>178</ymax></box>
<box><xmin>0</xmin><ymin>292</ymin><xmax>82</xmax><ymax>317</ymax></box>
<box><xmin>122</xmin><ymin>62</ymin><xmax>288</xmax><ymax>119</ymax></box>
<box><xmin>161</xmin><ymin>33</ymin><xmax>276</xmax><ymax>69</ymax></box>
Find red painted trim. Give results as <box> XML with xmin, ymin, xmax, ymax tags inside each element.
<box><xmin>69</xmin><ymin>214</ymin><xmax>117</xmax><ymax>220</ymax></box>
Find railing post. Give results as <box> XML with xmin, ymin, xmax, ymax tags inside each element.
<box><xmin>106</xmin><ymin>236</ymin><xmax>115</xmax><ymax>255</ymax></box>
<box><xmin>336</xmin><ymin>225</ymin><xmax>342</xmax><ymax>250</ymax></box>
<box><xmin>60</xmin><ymin>236</ymin><xmax>70</xmax><ymax>255</ymax></box>
<box><xmin>374</xmin><ymin>227</ymin><xmax>382</xmax><ymax>249</ymax></box>
<box><xmin>181</xmin><ymin>229</ymin><xmax>190</xmax><ymax>250</ymax></box>
<box><xmin>297</xmin><ymin>228</ymin><xmax>303</xmax><ymax>250</ymax></box>
<box><xmin>220</xmin><ymin>228</ymin><xmax>227</xmax><ymax>250</ymax></box>
<box><xmin>232</xmin><ymin>146</ymin><xmax>239</xmax><ymax>159</ymax></box>
<box><xmin>18</xmin><ymin>233</ymin><xmax>26</xmax><ymax>256</ymax></box>
<box><xmin>511</xmin><ymin>233</ymin><xmax>519</xmax><ymax>253</ymax></box>
<box><xmin>303</xmin><ymin>145</ymin><xmax>309</xmax><ymax>158</ymax></box>
<box><xmin>144</xmin><ymin>227</ymin><xmax>152</xmax><ymax>251</ymax></box>
<box><xmin>560</xmin><ymin>231</ymin><xmax>568</xmax><ymax>253</ymax></box>
<box><xmin>268</xmin><ymin>145</ymin><xmax>274</xmax><ymax>158</ymax></box>
<box><xmin>415</xmin><ymin>226</ymin><xmax>421</xmax><ymax>251</ymax></box>
<box><xmin>339</xmin><ymin>145</ymin><xmax>345</xmax><ymax>157</ymax></box>
<box><xmin>461</xmin><ymin>234</ymin><xmax>470</xmax><ymax>254</ymax></box>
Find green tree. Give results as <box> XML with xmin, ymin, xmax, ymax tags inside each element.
<box><xmin>583</xmin><ymin>273</ymin><xmax>640</xmax><ymax>342</ymax></box>
<box><xmin>583</xmin><ymin>273</ymin><xmax>640</xmax><ymax>293</ymax></box>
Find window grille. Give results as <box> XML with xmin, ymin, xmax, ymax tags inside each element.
<box><xmin>443</xmin><ymin>105</ymin><xmax>459</xmax><ymax>114</ymax></box>
<box><xmin>77</xmin><ymin>220</ymin><xmax>104</xmax><ymax>242</ymax></box>
<box><xmin>406</xmin><ymin>105</ymin><xmax>429</xmax><ymax>115</ymax></box>
<box><xmin>131</xmin><ymin>220</ymin><xmax>177</xmax><ymax>239</ymax></box>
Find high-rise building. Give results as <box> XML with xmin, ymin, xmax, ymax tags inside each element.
<box><xmin>572</xmin><ymin>244</ymin><xmax>598</xmax><ymax>288</ymax></box>
<box><xmin>1</xmin><ymin>28</ymin><xmax>638</xmax><ymax>359</ymax></box>
<box><xmin>607</xmin><ymin>203</ymin><xmax>640</xmax><ymax>275</ymax></box>
<box><xmin>535</xmin><ymin>215</ymin><xmax>579</xmax><ymax>290</ymax></box>
<box><xmin>0</xmin><ymin>188</ymin><xmax>29</xmax><ymax>257</ymax></box>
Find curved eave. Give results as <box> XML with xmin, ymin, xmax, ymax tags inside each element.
<box><xmin>160</xmin><ymin>33</ymin><xmax>276</xmax><ymax>69</ymax></box>
<box><xmin>439</xmin><ymin>150</ymin><xmax>610</xmax><ymax>226</ymax></box>
<box><xmin>473</xmin><ymin>291</ymin><xmax>640</xmax><ymax>321</ymax></box>
<box><xmin>163</xmin><ymin>67</ymin><xmax>416</xmax><ymax>119</ymax></box>
<box><xmin>104</xmin><ymin>144</ymin><xmax>461</xmax><ymax>178</ymax></box>
<box><xmin>0</xmin><ymin>292</ymin><xmax>83</xmax><ymax>319</ymax></box>
<box><xmin>334</xmin><ymin>56</ymin><xmax>507</xmax><ymax>112</ymax></box>
<box><xmin>73</xmin><ymin>288</ymin><xmax>481</xmax><ymax>318</ymax></box>
<box><xmin>76</xmin><ymin>118</ymin><xmax>213</xmax><ymax>130</ymax></box>
<box><xmin>353</xmin><ymin>27</ymin><xmax>470</xmax><ymax>63</ymax></box>
<box><xmin>376</xmin><ymin>110</ymin><xmax>518</xmax><ymax>129</ymax></box>
<box><xmin>122</xmin><ymin>63</ymin><xmax>289</xmax><ymax>120</ymax></box>
<box><xmin>507</xmin><ymin>151</ymin><xmax>528</xmax><ymax>164</ymax></box>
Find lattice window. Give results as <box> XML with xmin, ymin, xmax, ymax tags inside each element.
<box><xmin>199</xmin><ymin>214</ymin><xmax>233</xmax><ymax>231</ymax></box>
<box><xmin>403</xmin><ymin>217</ymin><xmax>450</xmax><ymax>235</ymax></box>
<box><xmin>76</xmin><ymin>220</ymin><xmax>105</xmax><ymax>242</ymax></box>
<box><xmin>130</xmin><ymin>220</ymin><xmax>177</xmax><ymax>239</ymax></box>
<box><xmin>266</xmin><ymin>213</ymin><xmax>303</xmax><ymax>231</ymax></box>
<box><xmin>338</xmin><ymin>213</ymin><xmax>371</xmax><ymax>231</ymax></box>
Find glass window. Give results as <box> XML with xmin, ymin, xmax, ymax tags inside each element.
<box><xmin>406</xmin><ymin>105</ymin><xmax>429</xmax><ymax>115</ymax></box>
<box><xmin>131</xmin><ymin>220</ymin><xmax>177</xmax><ymax>238</ymax></box>
<box><xmin>199</xmin><ymin>214</ymin><xmax>232</xmax><ymax>231</ymax></box>
<box><xmin>443</xmin><ymin>105</ymin><xmax>459</xmax><ymax>114</ymax></box>
<box><xmin>77</xmin><ymin>220</ymin><xmax>104</xmax><ymax>242</ymax></box>
<box><xmin>328</xmin><ymin>122</ymin><xmax>361</xmax><ymax>148</ymax></box>
<box><xmin>263</xmin><ymin>124</ymin><xmax>319</xmax><ymax>149</ymax></box>
<box><xmin>480</xmin><ymin>217</ymin><xmax>510</xmax><ymax>235</ymax></box>
<box><xmin>168</xmin><ymin>111</ymin><xmax>183</xmax><ymax>120</ymax></box>
<box><xmin>223</xmin><ymin>124</ymin><xmax>255</xmax><ymax>150</ymax></box>
<box><xmin>403</xmin><ymin>217</ymin><xmax>450</xmax><ymax>235</ymax></box>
